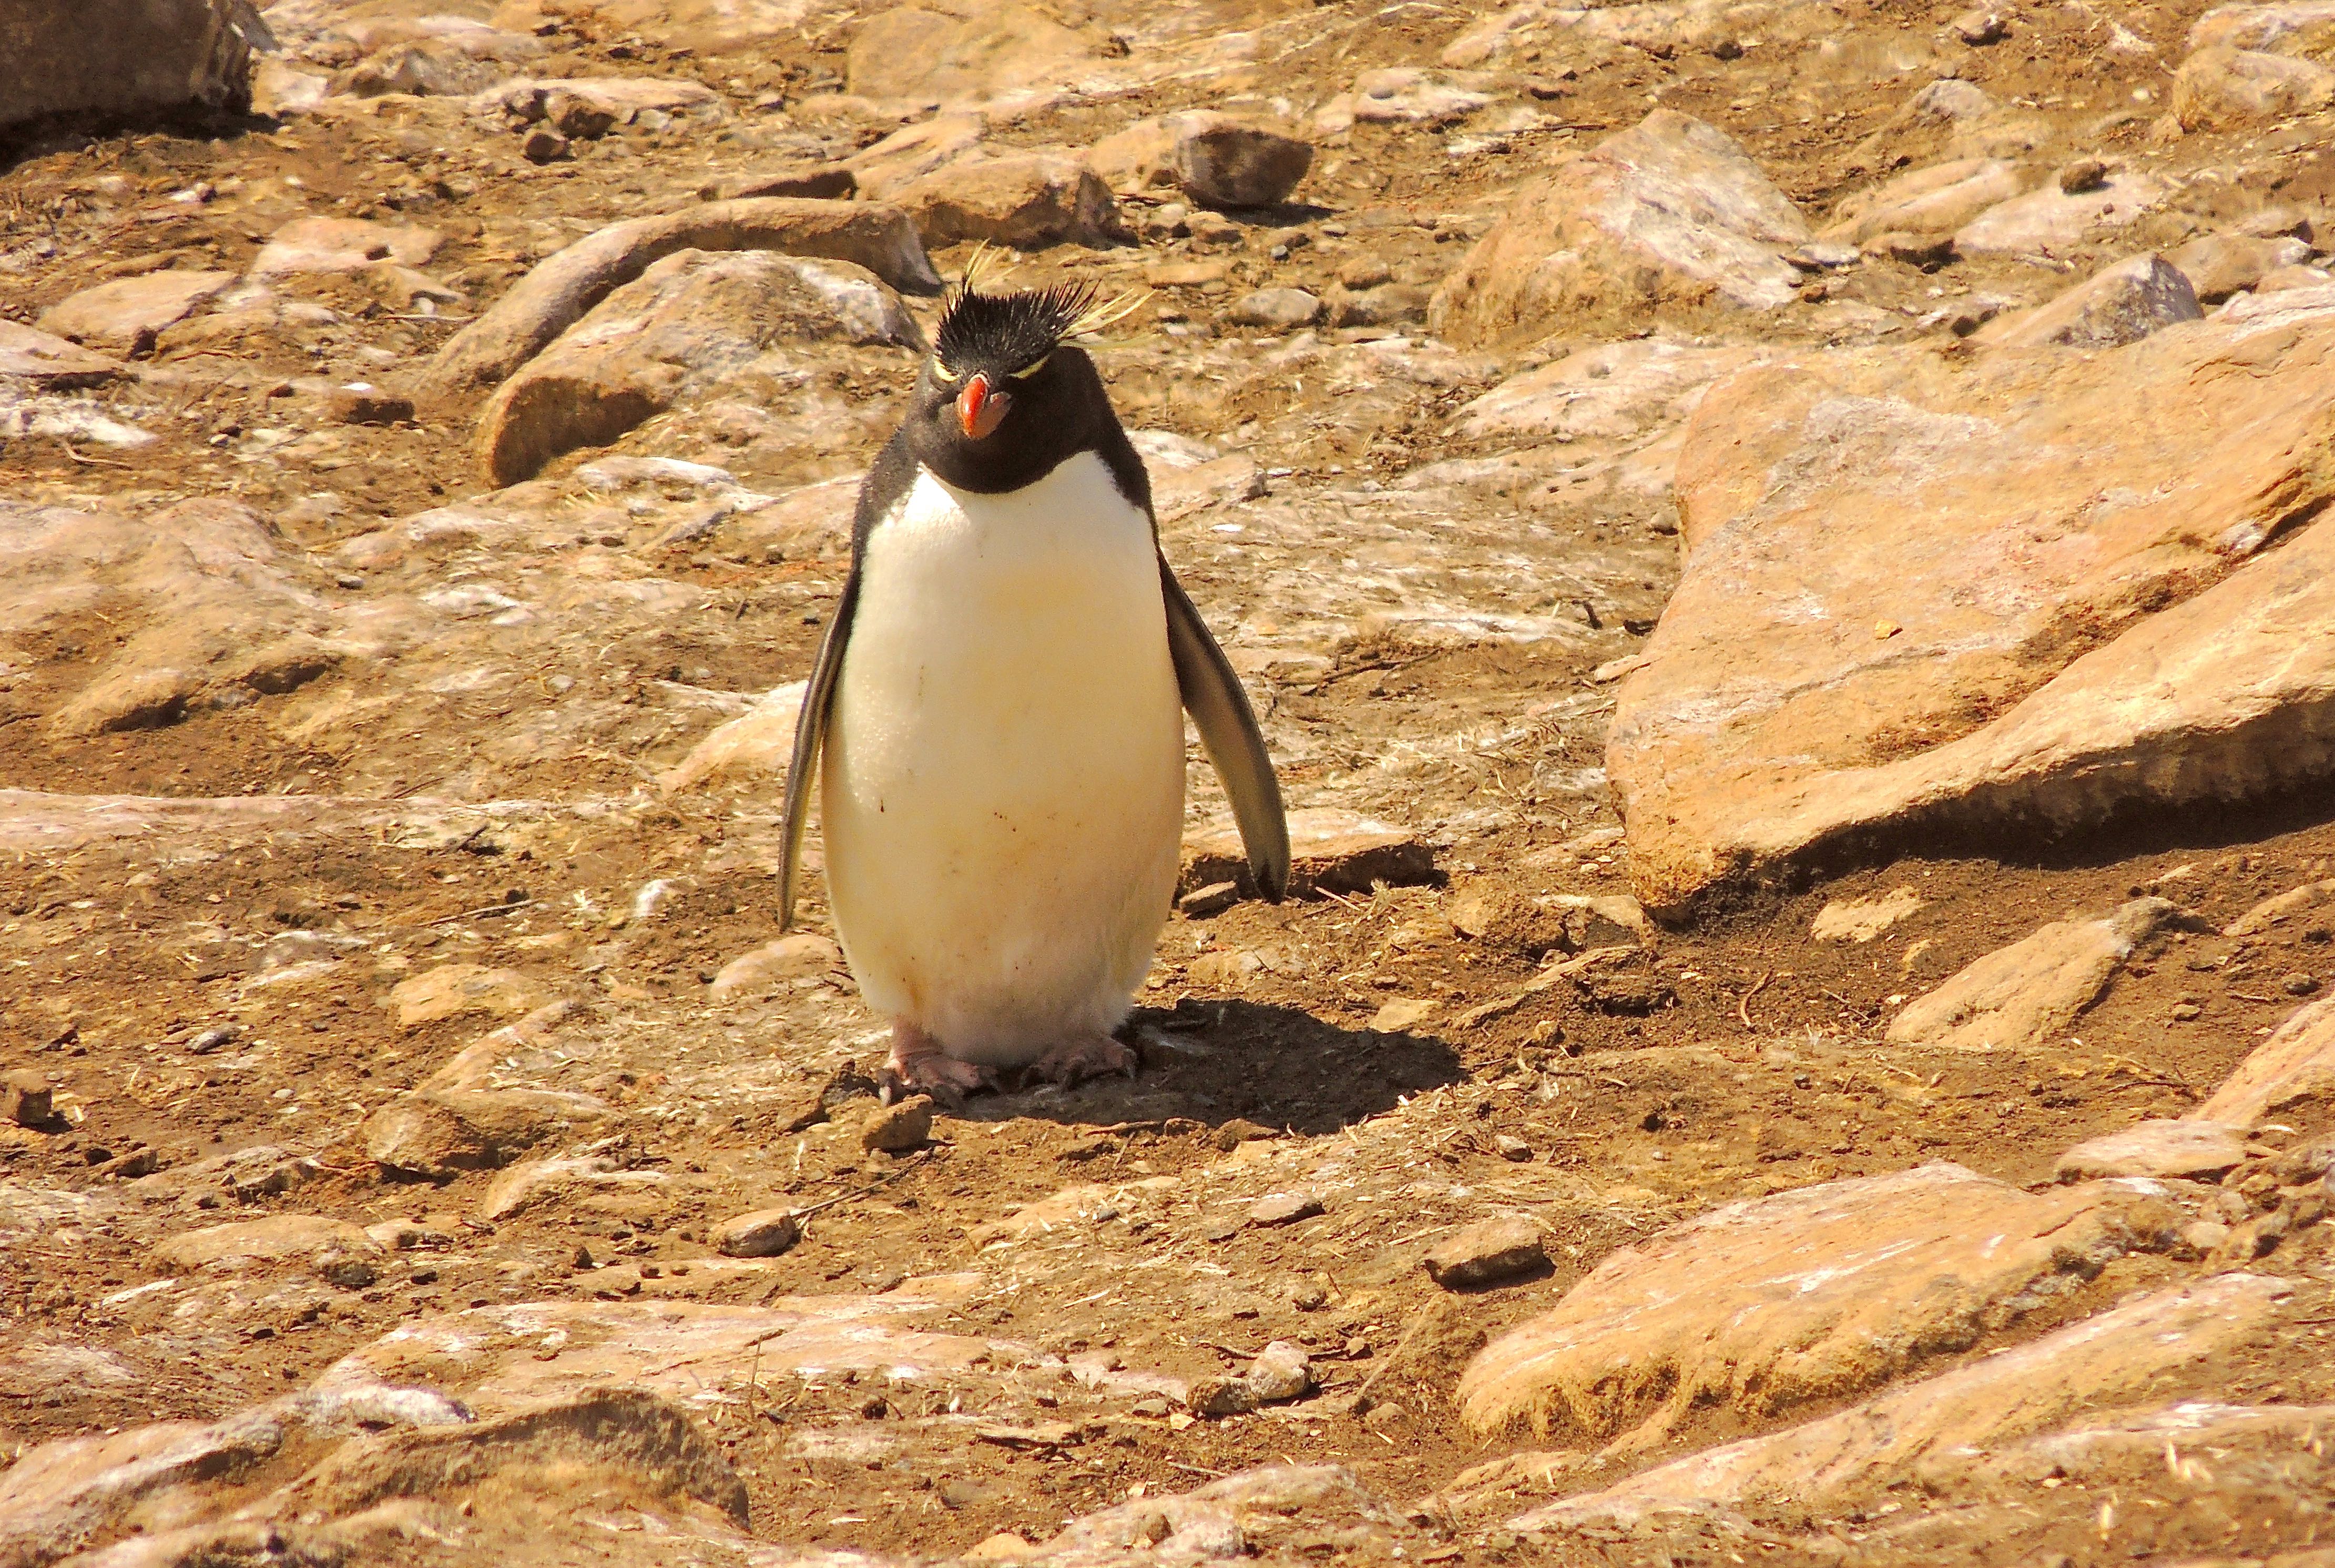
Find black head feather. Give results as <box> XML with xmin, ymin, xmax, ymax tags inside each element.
<box><xmin>932</xmin><ymin>281</ymin><xmax>1099</xmax><ymax>373</ymax></box>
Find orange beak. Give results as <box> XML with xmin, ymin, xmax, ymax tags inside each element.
<box><xmin>957</xmin><ymin>373</ymin><xmax>1011</xmax><ymax>440</ymax></box>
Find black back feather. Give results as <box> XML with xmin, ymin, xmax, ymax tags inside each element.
<box><xmin>932</xmin><ymin>281</ymin><xmax>1099</xmax><ymax>372</ymax></box>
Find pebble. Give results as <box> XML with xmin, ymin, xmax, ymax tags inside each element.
<box><xmin>716</xmin><ymin>1206</ymin><xmax>802</xmax><ymax>1258</ymax></box>
<box><xmin>2</xmin><ymin>1069</ymin><xmax>52</xmax><ymax>1128</ymax></box>
<box><xmin>1495</xmin><ymin>1134</ymin><xmax>1534</xmax><ymax>1162</ymax></box>
<box><xmin>1213</xmin><ymin>1118</ymin><xmax>1275</xmax><ymax>1151</ymax></box>
<box><xmin>1423</xmin><ymin>1216</ymin><xmax>1547</xmax><ymax>1288</ymax></box>
<box><xmin>2282</xmin><ymin>970</ymin><xmax>2320</xmax><ymax>996</ymax></box>
<box><xmin>2180</xmin><ymin>1218</ymin><xmax>2231</xmax><ymax>1255</ymax></box>
<box><xmin>1226</xmin><ymin>288</ymin><xmax>1322</xmax><ymax>331</ymax></box>
<box><xmin>1248</xmin><ymin>1192</ymin><xmax>1324</xmax><ymax>1227</ymax></box>
<box><xmin>1247</xmin><ymin>1340</ymin><xmax>1314</xmax><ymax>1402</ymax></box>
<box><xmin>1179</xmin><ymin>880</ymin><xmax>1240</xmax><ymax>918</ymax></box>
<box><xmin>522</xmin><ymin>128</ymin><xmax>570</xmax><ymax>165</ymax></box>
<box><xmin>860</xmin><ymin>1095</ymin><xmax>933</xmax><ymax>1152</ymax></box>
<box><xmin>2056</xmin><ymin>157</ymin><xmax>2110</xmax><ymax>195</ymax></box>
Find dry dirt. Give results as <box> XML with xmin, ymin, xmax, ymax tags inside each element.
<box><xmin>5</xmin><ymin>1</ymin><xmax>2335</xmax><ymax>1564</ymax></box>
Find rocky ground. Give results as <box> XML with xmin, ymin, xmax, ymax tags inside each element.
<box><xmin>6</xmin><ymin>0</ymin><xmax>2335</xmax><ymax>1565</ymax></box>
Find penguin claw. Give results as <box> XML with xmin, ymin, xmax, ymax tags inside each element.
<box><xmin>1029</xmin><ymin>1033</ymin><xmax>1139</xmax><ymax>1090</ymax></box>
<box><xmin>881</xmin><ymin>1022</ymin><xmax>995</xmax><ymax>1105</ymax></box>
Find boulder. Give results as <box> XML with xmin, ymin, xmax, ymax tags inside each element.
<box><xmin>1511</xmin><ymin>1273</ymin><xmax>2290</xmax><ymax>1528</ymax></box>
<box><xmin>2167</xmin><ymin>232</ymin><xmax>2313</xmax><ymax>301</ymax></box>
<box><xmin>1459</xmin><ymin>1163</ymin><xmax>2178</xmax><ymax>1443</ymax></box>
<box><xmin>0</xmin><ymin>0</ymin><xmax>256</xmax><ymax>132</ymax></box>
<box><xmin>1087</xmin><ymin>112</ymin><xmax>1314</xmax><ymax>208</ymax></box>
<box><xmin>2174</xmin><ymin>45</ymin><xmax>2335</xmax><ymax>130</ymax></box>
<box><xmin>36</xmin><ymin>271</ymin><xmax>237</xmax><ymax>349</ymax></box>
<box><xmin>889</xmin><ymin>151</ymin><xmax>1126</xmax><ymax>250</ymax></box>
<box><xmin>476</xmin><ymin>249</ymin><xmax>922</xmax><ymax>486</ymax></box>
<box><xmin>1607</xmin><ymin>310</ymin><xmax>2335</xmax><ymax>914</ymax></box>
<box><xmin>1822</xmin><ymin>158</ymin><xmax>2025</xmax><ymax>246</ymax></box>
<box><xmin>1977</xmin><ymin>254</ymin><xmax>2201</xmax><ymax>350</ymax></box>
<box><xmin>1430</xmin><ymin>111</ymin><xmax>1812</xmax><ymax>345</ymax></box>
<box><xmin>2196</xmin><ymin>995</ymin><xmax>2335</xmax><ymax>1124</ymax></box>
<box><xmin>420</xmin><ymin>198</ymin><xmax>940</xmax><ymax>405</ymax></box>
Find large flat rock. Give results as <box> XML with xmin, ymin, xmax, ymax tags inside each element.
<box><xmin>1457</xmin><ymin>1162</ymin><xmax>2177</xmax><ymax>1445</ymax></box>
<box><xmin>1885</xmin><ymin>897</ymin><xmax>2186</xmax><ymax>1053</ymax></box>
<box><xmin>1511</xmin><ymin>1272</ymin><xmax>2292</xmax><ymax>1529</ymax></box>
<box><xmin>1609</xmin><ymin>306</ymin><xmax>2335</xmax><ymax>915</ymax></box>
<box><xmin>2196</xmin><ymin>993</ymin><xmax>2335</xmax><ymax>1124</ymax></box>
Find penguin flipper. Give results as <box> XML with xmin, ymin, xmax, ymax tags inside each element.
<box><xmin>1159</xmin><ymin>555</ymin><xmax>1290</xmax><ymax>901</ymax></box>
<box><xmin>777</xmin><ymin>566</ymin><xmax>861</xmax><ymax>931</ymax></box>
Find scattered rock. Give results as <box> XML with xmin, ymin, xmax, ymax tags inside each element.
<box><xmin>386</xmin><ymin>964</ymin><xmax>546</xmax><ymax>1029</ymax></box>
<box><xmin>1088</xmin><ymin>112</ymin><xmax>1315</xmax><ymax>208</ymax></box>
<box><xmin>1181</xmin><ymin>807</ymin><xmax>1436</xmax><ymax>899</ymax></box>
<box><xmin>1811</xmin><ymin>887</ymin><xmax>1923</xmax><ymax>942</ymax></box>
<box><xmin>1246</xmin><ymin>1341</ymin><xmax>1314</xmax><ymax>1402</ymax></box>
<box><xmin>1952</xmin><ymin>8</ymin><xmax>2008</xmax><ymax>43</ymax></box>
<box><xmin>420</xmin><ymin>197</ymin><xmax>941</xmax><ymax>405</ymax></box>
<box><xmin>477</xmin><ymin>1155</ymin><xmax>669</xmax><ymax>1222</ymax></box>
<box><xmin>1188</xmin><ymin>1375</ymin><xmax>1260</xmax><ymax>1418</ymax></box>
<box><xmin>1823</xmin><ymin>159</ymin><xmax>2026</xmax><ymax>246</ymax></box>
<box><xmin>2196</xmin><ymin>995</ymin><xmax>2335</xmax><ymax>1124</ymax></box>
<box><xmin>2056</xmin><ymin>156</ymin><xmax>2112</xmax><ymax>194</ymax></box>
<box><xmin>154</xmin><ymin>1214</ymin><xmax>386</xmax><ymax>1274</ymax></box>
<box><xmin>1248</xmin><ymin>1192</ymin><xmax>1324</xmax><ymax>1227</ymax></box>
<box><xmin>36</xmin><ymin>271</ymin><xmax>236</xmax><ymax>350</ymax></box>
<box><xmin>252</xmin><ymin>217</ymin><xmax>441</xmax><ymax>278</ymax></box>
<box><xmin>860</xmin><ymin>1095</ymin><xmax>934</xmax><ymax>1152</ymax></box>
<box><xmin>1369</xmin><ymin>997</ymin><xmax>1438</xmax><ymax>1033</ymax></box>
<box><xmin>1978</xmin><ymin>253</ymin><xmax>2201</xmax><ymax>350</ymax></box>
<box><xmin>1431</xmin><ymin>110</ymin><xmax>1813</xmax><ymax>345</ymax></box>
<box><xmin>522</xmin><ymin>128</ymin><xmax>570</xmax><ymax>165</ymax></box>
<box><xmin>476</xmin><ymin>248</ymin><xmax>921</xmax><ymax>485</ymax></box>
<box><xmin>0</xmin><ymin>322</ymin><xmax>125</xmax><ymax>388</ymax></box>
<box><xmin>2222</xmin><ymin>875</ymin><xmax>2335</xmax><ymax>935</ymax></box>
<box><xmin>2</xmin><ymin>1071</ymin><xmax>53</xmax><ymax>1128</ymax></box>
<box><xmin>716</xmin><ymin>1207</ymin><xmax>802</xmax><ymax>1258</ymax></box>
<box><xmin>1178</xmin><ymin>881</ymin><xmax>1241</xmax><ymax>918</ymax></box>
<box><xmin>2174</xmin><ymin>45</ymin><xmax>2335</xmax><ymax>131</ymax></box>
<box><xmin>1461</xmin><ymin>1163</ymin><xmax>2180</xmax><ymax>1443</ymax></box>
<box><xmin>323</xmin><ymin>383</ymin><xmax>414</xmax><ymax>425</ymax></box>
<box><xmin>890</xmin><ymin>151</ymin><xmax>1126</xmax><ymax>250</ymax></box>
<box><xmin>1227</xmin><ymin>288</ymin><xmax>1323</xmax><ymax>331</ymax></box>
<box><xmin>1954</xmin><ymin>171</ymin><xmax>2165</xmax><ymax>257</ymax></box>
<box><xmin>2055</xmin><ymin>1119</ymin><xmax>2248</xmax><ymax>1182</ymax></box>
<box><xmin>707</xmin><ymin>932</ymin><xmax>842</xmax><ymax>999</ymax></box>
<box><xmin>1423</xmin><ymin>1218</ymin><xmax>1547</xmax><ymax>1288</ymax></box>
<box><xmin>1887</xmin><ymin>899</ymin><xmax>2186</xmax><ymax>1052</ymax></box>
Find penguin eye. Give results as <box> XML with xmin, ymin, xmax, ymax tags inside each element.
<box><xmin>931</xmin><ymin>361</ymin><xmax>960</xmax><ymax>385</ymax></box>
<box><xmin>1008</xmin><ymin>353</ymin><xmax>1052</xmax><ymax>380</ymax></box>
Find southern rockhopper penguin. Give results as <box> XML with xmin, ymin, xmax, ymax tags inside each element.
<box><xmin>777</xmin><ymin>253</ymin><xmax>1291</xmax><ymax>1101</ymax></box>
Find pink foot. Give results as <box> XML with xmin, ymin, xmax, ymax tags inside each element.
<box><xmin>882</xmin><ymin>1020</ymin><xmax>994</xmax><ymax>1105</ymax></box>
<box><xmin>1028</xmin><ymin>1033</ymin><xmax>1138</xmax><ymax>1089</ymax></box>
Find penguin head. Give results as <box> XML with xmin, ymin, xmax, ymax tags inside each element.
<box><xmin>906</xmin><ymin>256</ymin><xmax>1146</xmax><ymax>493</ymax></box>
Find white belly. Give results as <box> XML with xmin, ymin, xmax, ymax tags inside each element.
<box><xmin>821</xmin><ymin>452</ymin><xmax>1184</xmax><ymax>1064</ymax></box>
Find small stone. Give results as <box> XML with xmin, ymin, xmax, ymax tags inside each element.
<box><xmin>2282</xmin><ymin>970</ymin><xmax>2320</xmax><ymax>996</ymax></box>
<box><xmin>1223</xmin><ymin>290</ymin><xmax>1317</xmax><ymax>333</ymax></box>
<box><xmin>1130</xmin><ymin>1396</ymin><xmax>1171</xmax><ymax>1417</ymax></box>
<box><xmin>2056</xmin><ymin>158</ymin><xmax>2111</xmax><ymax>196</ymax></box>
<box><xmin>717</xmin><ymin>1206</ymin><xmax>802</xmax><ymax>1258</ymax></box>
<box><xmin>861</xmin><ymin>1094</ymin><xmax>933</xmax><ymax>1153</ymax></box>
<box><xmin>324</xmin><ymin>382</ymin><xmax>415</xmax><ymax>425</ymax></box>
<box><xmin>1188</xmin><ymin>1375</ymin><xmax>1258</xmax><ymax>1417</ymax></box>
<box><xmin>1495</xmin><ymin>1134</ymin><xmax>1534</xmax><ymax>1162</ymax></box>
<box><xmin>1423</xmin><ymin>1217</ymin><xmax>1547</xmax><ymax>1288</ymax></box>
<box><xmin>2</xmin><ymin>1070</ymin><xmax>53</xmax><ymax>1128</ymax></box>
<box><xmin>1212</xmin><ymin>1118</ymin><xmax>1275</xmax><ymax>1151</ymax></box>
<box><xmin>2171</xmin><ymin>1002</ymin><xmax>2203</xmax><ymax>1021</ymax></box>
<box><xmin>1952</xmin><ymin>8</ymin><xmax>2006</xmax><ymax>43</ymax></box>
<box><xmin>522</xmin><ymin>128</ymin><xmax>570</xmax><ymax>165</ymax></box>
<box><xmin>1179</xmin><ymin>881</ymin><xmax>1240</xmax><ymax>918</ymax></box>
<box><xmin>1247</xmin><ymin>1340</ymin><xmax>1314</xmax><ymax>1402</ymax></box>
<box><xmin>1248</xmin><ymin>1192</ymin><xmax>1324</xmax><ymax>1227</ymax></box>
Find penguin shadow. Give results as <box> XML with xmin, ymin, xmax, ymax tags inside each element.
<box><xmin>957</xmin><ymin>997</ymin><xmax>1466</xmax><ymax>1134</ymax></box>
